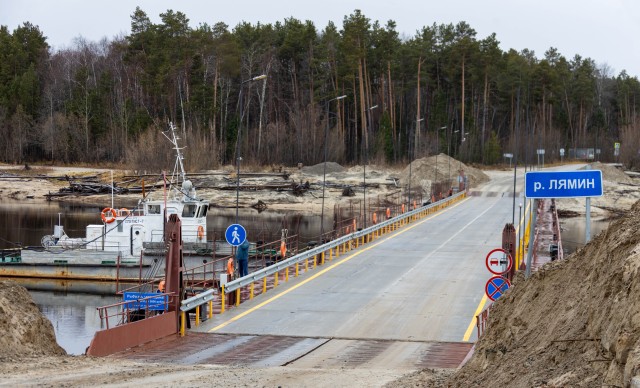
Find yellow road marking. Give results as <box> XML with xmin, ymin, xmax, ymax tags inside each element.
<box><xmin>208</xmin><ymin>198</ymin><xmax>470</xmax><ymax>332</ymax></box>
<box><xmin>462</xmin><ymin>294</ymin><xmax>488</xmax><ymax>341</ymax></box>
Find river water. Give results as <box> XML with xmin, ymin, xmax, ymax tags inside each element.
<box><xmin>0</xmin><ymin>199</ymin><xmax>610</xmax><ymax>354</ymax></box>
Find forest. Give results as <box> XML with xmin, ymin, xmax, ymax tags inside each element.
<box><xmin>0</xmin><ymin>7</ymin><xmax>639</xmax><ymax>171</ymax></box>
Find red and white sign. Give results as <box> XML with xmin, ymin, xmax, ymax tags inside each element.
<box><xmin>485</xmin><ymin>248</ymin><xmax>513</xmax><ymax>275</ymax></box>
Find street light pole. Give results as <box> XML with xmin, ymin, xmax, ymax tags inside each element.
<box><xmin>409</xmin><ymin>118</ymin><xmax>424</xmax><ymax>208</ymax></box>
<box><xmin>235</xmin><ymin>74</ymin><xmax>267</xmax><ymax>226</ymax></box>
<box><xmin>364</xmin><ymin>105</ymin><xmax>378</xmax><ymax>228</ymax></box>
<box><xmin>434</xmin><ymin>126</ymin><xmax>446</xmax><ymax>196</ymax></box>
<box><xmin>518</xmin><ymin>203</ymin><xmax>523</xmax><ymax>268</ymax></box>
<box><xmin>449</xmin><ymin>129</ymin><xmax>459</xmax><ymax>184</ymax></box>
<box><xmin>321</xmin><ymin>94</ymin><xmax>347</xmax><ymax>238</ymax></box>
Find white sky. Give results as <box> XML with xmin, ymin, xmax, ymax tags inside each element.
<box><xmin>1</xmin><ymin>0</ymin><xmax>638</xmax><ymax>78</ymax></box>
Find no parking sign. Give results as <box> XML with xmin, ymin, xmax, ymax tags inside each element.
<box><xmin>485</xmin><ymin>276</ymin><xmax>511</xmax><ymax>301</ymax></box>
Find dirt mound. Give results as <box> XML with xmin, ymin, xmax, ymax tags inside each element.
<box><xmin>0</xmin><ymin>280</ymin><xmax>66</xmax><ymax>361</ymax></box>
<box><xmin>398</xmin><ymin>154</ymin><xmax>490</xmax><ymax>195</ymax></box>
<box><xmin>587</xmin><ymin>162</ymin><xmax>633</xmax><ymax>184</ymax></box>
<box><xmin>301</xmin><ymin>162</ymin><xmax>345</xmax><ymax>175</ymax></box>
<box><xmin>435</xmin><ymin>199</ymin><xmax>640</xmax><ymax>387</ymax></box>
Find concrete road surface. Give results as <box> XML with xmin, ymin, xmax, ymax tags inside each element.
<box><xmin>198</xmin><ymin>169</ymin><xmax>529</xmax><ymax>344</ymax></box>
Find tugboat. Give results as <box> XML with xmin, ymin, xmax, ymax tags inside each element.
<box><xmin>2</xmin><ymin>122</ymin><xmax>214</xmax><ymax>282</ymax></box>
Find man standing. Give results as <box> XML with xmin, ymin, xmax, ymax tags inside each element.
<box><xmin>236</xmin><ymin>239</ymin><xmax>250</xmax><ymax>277</ymax></box>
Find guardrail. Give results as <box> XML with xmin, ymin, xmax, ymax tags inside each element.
<box><xmin>177</xmin><ymin>190</ymin><xmax>467</xmax><ymax>335</ymax></box>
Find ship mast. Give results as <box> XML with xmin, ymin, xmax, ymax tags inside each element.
<box><xmin>161</xmin><ymin>122</ymin><xmax>187</xmax><ymax>189</ymax></box>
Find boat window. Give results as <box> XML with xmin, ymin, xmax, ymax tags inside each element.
<box><xmin>182</xmin><ymin>204</ymin><xmax>197</xmax><ymax>218</ymax></box>
<box><xmin>197</xmin><ymin>205</ymin><xmax>208</xmax><ymax>218</ymax></box>
<box><xmin>147</xmin><ymin>205</ymin><xmax>161</xmax><ymax>214</ymax></box>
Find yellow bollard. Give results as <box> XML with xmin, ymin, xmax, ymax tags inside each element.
<box><xmin>329</xmin><ymin>248</ymin><xmax>333</xmax><ymax>261</ymax></box>
<box><xmin>286</xmin><ymin>267</ymin><xmax>289</xmax><ymax>281</ymax></box>
<box><xmin>305</xmin><ymin>259</ymin><xmax>309</xmax><ymax>272</ymax></box>
<box><xmin>295</xmin><ymin>262</ymin><xmax>299</xmax><ymax>277</ymax></box>
<box><xmin>321</xmin><ymin>251</ymin><xmax>325</xmax><ymax>265</ymax></box>
<box><xmin>195</xmin><ymin>306</ymin><xmax>200</xmax><ymax>327</ymax></box>
<box><xmin>263</xmin><ymin>277</ymin><xmax>267</xmax><ymax>294</ymax></box>
<box><xmin>208</xmin><ymin>300</ymin><xmax>213</xmax><ymax>319</ymax></box>
<box><xmin>274</xmin><ymin>271</ymin><xmax>279</xmax><ymax>287</ymax></box>
<box><xmin>221</xmin><ymin>285</ymin><xmax>226</xmax><ymax>314</ymax></box>
<box><xmin>180</xmin><ymin>311</ymin><xmax>186</xmax><ymax>336</ymax></box>
<box><xmin>250</xmin><ymin>282</ymin><xmax>254</xmax><ymax>299</ymax></box>
<box><xmin>313</xmin><ymin>255</ymin><xmax>317</xmax><ymax>268</ymax></box>
<box><xmin>235</xmin><ymin>288</ymin><xmax>240</xmax><ymax>306</ymax></box>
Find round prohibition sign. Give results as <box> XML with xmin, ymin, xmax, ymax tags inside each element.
<box><xmin>485</xmin><ymin>276</ymin><xmax>511</xmax><ymax>301</ymax></box>
<box><xmin>485</xmin><ymin>248</ymin><xmax>513</xmax><ymax>275</ymax></box>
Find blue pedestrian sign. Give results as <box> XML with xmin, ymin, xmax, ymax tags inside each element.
<box><xmin>525</xmin><ymin>170</ymin><xmax>603</xmax><ymax>199</ymax></box>
<box><xmin>225</xmin><ymin>224</ymin><xmax>247</xmax><ymax>246</ymax></box>
<box><xmin>485</xmin><ymin>276</ymin><xmax>511</xmax><ymax>301</ymax></box>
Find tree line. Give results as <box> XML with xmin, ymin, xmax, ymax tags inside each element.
<box><xmin>1</xmin><ymin>7</ymin><xmax>639</xmax><ymax>171</ymax></box>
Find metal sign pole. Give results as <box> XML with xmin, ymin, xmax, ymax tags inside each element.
<box><xmin>525</xmin><ymin>198</ymin><xmax>538</xmax><ymax>279</ymax></box>
<box><xmin>586</xmin><ymin>197</ymin><xmax>591</xmax><ymax>243</ymax></box>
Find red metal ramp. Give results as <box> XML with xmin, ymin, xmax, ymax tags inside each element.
<box><xmin>111</xmin><ymin>332</ymin><xmax>473</xmax><ymax>369</ymax></box>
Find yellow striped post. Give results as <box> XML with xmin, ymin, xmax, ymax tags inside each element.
<box><xmin>295</xmin><ymin>262</ymin><xmax>299</xmax><ymax>277</ymax></box>
<box><xmin>305</xmin><ymin>258</ymin><xmax>309</xmax><ymax>272</ymax></box>
<box><xmin>221</xmin><ymin>285</ymin><xmax>226</xmax><ymax>314</ymax></box>
<box><xmin>263</xmin><ymin>277</ymin><xmax>267</xmax><ymax>294</ymax></box>
<box><xmin>235</xmin><ymin>288</ymin><xmax>240</xmax><ymax>306</ymax></box>
<box><xmin>313</xmin><ymin>255</ymin><xmax>317</xmax><ymax>268</ymax></box>
<box><xmin>321</xmin><ymin>251</ymin><xmax>325</xmax><ymax>265</ymax></box>
<box><xmin>208</xmin><ymin>300</ymin><xmax>213</xmax><ymax>319</ymax></box>
<box><xmin>195</xmin><ymin>306</ymin><xmax>200</xmax><ymax>327</ymax></box>
<box><xmin>250</xmin><ymin>282</ymin><xmax>254</xmax><ymax>299</ymax></box>
<box><xmin>180</xmin><ymin>311</ymin><xmax>186</xmax><ymax>336</ymax></box>
<box><xmin>286</xmin><ymin>267</ymin><xmax>289</xmax><ymax>281</ymax></box>
<box><xmin>274</xmin><ymin>271</ymin><xmax>279</xmax><ymax>287</ymax></box>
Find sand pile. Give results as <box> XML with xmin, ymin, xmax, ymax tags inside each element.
<box><xmin>301</xmin><ymin>162</ymin><xmax>345</xmax><ymax>175</ymax></box>
<box><xmin>586</xmin><ymin>162</ymin><xmax>633</xmax><ymax>184</ymax></box>
<box><xmin>398</xmin><ymin>154</ymin><xmax>490</xmax><ymax>195</ymax></box>
<box><xmin>0</xmin><ymin>280</ymin><xmax>66</xmax><ymax>361</ymax></box>
<box><xmin>431</xmin><ymin>199</ymin><xmax>640</xmax><ymax>387</ymax></box>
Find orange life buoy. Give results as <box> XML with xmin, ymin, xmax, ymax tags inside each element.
<box><xmin>101</xmin><ymin>207</ymin><xmax>117</xmax><ymax>223</ymax></box>
<box><xmin>402</xmin><ymin>203</ymin><xmax>405</xmax><ymax>213</ymax></box>
<box><xmin>280</xmin><ymin>241</ymin><xmax>287</xmax><ymax>258</ymax></box>
<box><xmin>118</xmin><ymin>208</ymin><xmax>130</xmax><ymax>217</ymax></box>
<box><xmin>372</xmin><ymin>212</ymin><xmax>377</xmax><ymax>224</ymax></box>
<box><xmin>386</xmin><ymin>208</ymin><xmax>391</xmax><ymax>218</ymax></box>
<box><xmin>197</xmin><ymin>225</ymin><xmax>205</xmax><ymax>240</ymax></box>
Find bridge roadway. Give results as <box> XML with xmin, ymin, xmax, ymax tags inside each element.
<box><xmin>116</xmin><ymin>170</ymin><xmax>527</xmax><ymax>369</ymax></box>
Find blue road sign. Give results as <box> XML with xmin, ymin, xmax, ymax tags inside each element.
<box><xmin>485</xmin><ymin>276</ymin><xmax>511</xmax><ymax>302</ymax></box>
<box><xmin>123</xmin><ymin>292</ymin><xmax>167</xmax><ymax>311</ymax></box>
<box><xmin>524</xmin><ymin>170</ymin><xmax>603</xmax><ymax>198</ymax></box>
<box><xmin>225</xmin><ymin>224</ymin><xmax>247</xmax><ymax>246</ymax></box>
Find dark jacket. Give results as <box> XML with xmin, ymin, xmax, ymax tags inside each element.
<box><xmin>236</xmin><ymin>239</ymin><xmax>250</xmax><ymax>261</ymax></box>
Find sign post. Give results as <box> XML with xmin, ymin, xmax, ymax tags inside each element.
<box><xmin>503</xmin><ymin>153</ymin><xmax>513</xmax><ymax>168</ymax></box>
